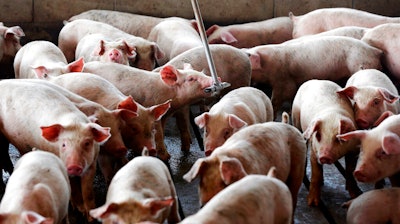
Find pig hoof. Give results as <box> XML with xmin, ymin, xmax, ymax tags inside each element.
<box><xmin>307</xmin><ymin>195</ymin><xmax>320</xmax><ymax>207</ymax></box>
<box><xmin>157</xmin><ymin>150</ymin><xmax>171</xmax><ymax>161</ymax></box>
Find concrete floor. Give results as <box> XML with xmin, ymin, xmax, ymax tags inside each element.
<box><xmin>3</xmin><ymin>105</ymin><xmax>379</xmax><ymax>224</ymax></box>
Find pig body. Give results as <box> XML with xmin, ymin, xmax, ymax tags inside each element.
<box><xmin>75</xmin><ymin>33</ymin><xmax>136</xmax><ymax>65</ymax></box>
<box><xmin>147</xmin><ymin>17</ymin><xmax>203</xmax><ymax>65</ymax></box>
<box><xmin>183</xmin><ymin>122</ymin><xmax>306</xmax><ymax>216</ymax></box>
<box><xmin>68</xmin><ymin>9</ymin><xmax>164</xmax><ymax>39</ymax></box>
<box><xmin>0</xmin><ymin>79</ymin><xmax>111</xmax><ymax>221</ymax></box>
<box><xmin>291</xmin><ymin>79</ymin><xmax>361</xmax><ymax>206</ymax></box>
<box><xmin>0</xmin><ymin>150</ymin><xmax>70</xmax><ymax>224</ymax></box>
<box><xmin>290</xmin><ymin>7</ymin><xmax>400</xmax><ymax>38</ymax></box>
<box><xmin>195</xmin><ymin>86</ymin><xmax>273</xmax><ymax>155</ymax></box>
<box><xmin>0</xmin><ymin>24</ymin><xmax>24</xmax><ymax>62</ymax></box>
<box><xmin>345</xmin><ymin>187</ymin><xmax>400</xmax><ymax>224</ymax></box>
<box><xmin>58</xmin><ymin>19</ymin><xmax>164</xmax><ymax>70</ymax></box>
<box><xmin>206</xmin><ymin>16</ymin><xmax>293</xmax><ymax>48</ymax></box>
<box><xmin>338</xmin><ymin>69</ymin><xmax>399</xmax><ymax>129</ymax></box>
<box><xmin>361</xmin><ymin>23</ymin><xmax>400</xmax><ymax>82</ymax></box>
<box><xmin>13</xmin><ymin>40</ymin><xmax>84</xmax><ymax>79</ymax></box>
<box><xmin>180</xmin><ymin>172</ymin><xmax>293</xmax><ymax>224</ymax></box>
<box><xmin>90</xmin><ymin>153</ymin><xmax>181</xmax><ymax>224</ymax></box>
<box><xmin>245</xmin><ymin>36</ymin><xmax>383</xmax><ymax>114</ymax></box>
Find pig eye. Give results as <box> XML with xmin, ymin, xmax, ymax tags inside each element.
<box><xmin>376</xmin><ymin>148</ymin><xmax>388</xmax><ymax>159</ymax></box>
<box><xmin>373</xmin><ymin>98</ymin><xmax>381</xmax><ymax>106</ymax></box>
<box><xmin>315</xmin><ymin>132</ymin><xmax>321</xmax><ymax>142</ymax></box>
<box><xmin>223</xmin><ymin>129</ymin><xmax>232</xmax><ymax>140</ymax></box>
<box><xmin>187</xmin><ymin>77</ymin><xmax>195</xmax><ymax>82</ymax></box>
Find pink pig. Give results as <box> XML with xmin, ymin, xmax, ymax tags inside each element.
<box><xmin>194</xmin><ymin>86</ymin><xmax>273</xmax><ymax>156</ymax></box>
<box><xmin>13</xmin><ymin>40</ymin><xmax>84</xmax><ymax>79</ymax></box>
<box><xmin>0</xmin><ymin>24</ymin><xmax>24</xmax><ymax>62</ymax></box>
<box><xmin>0</xmin><ymin>150</ymin><xmax>70</xmax><ymax>224</ymax></box>
<box><xmin>183</xmin><ymin>122</ymin><xmax>306</xmax><ymax>217</ymax></box>
<box><xmin>338</xmin><ymin>69</ymin><xmax>399</xmax><ymax>129</ymax></box>
<box><xmin>291</xmin><ymin>79</ymin><xmax>361</xmax><ymax>206</ymax></box>
<box><xmin>289</xmin><ymin>7</ymin><xmax>400</xmax><ymax>38</ymax></box>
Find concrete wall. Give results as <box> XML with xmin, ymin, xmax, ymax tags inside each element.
<box><xmin>1</xmin><ymin>0</ymin><xmax>400</xmax><ymax>43</ymax></box>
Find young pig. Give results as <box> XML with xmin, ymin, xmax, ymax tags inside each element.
<box><xmin>0</xmin><ymin>24</ymin><xmax>24</xmax><ymax>62</ymax></box>
<box><xmin>13</xmin><ymin>40</ymin><xmax>84</xmax><ymax>79</ymax></box>
<box><xmin>194</xmin><ymin>86</ymin><xmax>273</xmax><ymax>156</ymax></box>
<box><xmin>206</xmin><ymin>16</ymin><xmax>293</xmax><ymax>48</ymax></box>
<box><xmin>0</xmin><ymin>79</ymin><xmax>111</xmax><ymax>222</ymax></box>
<box><xmin>338</xmin><ymin>69</ymin><xmax>399</xmax><ymax>129</ymax></box>
<box><xmin>337</xmin><ymin>114</ymin><xmax>400</xmax><ymax>186</ymax></box>
<box><xmin>291</xmin><ymin>79</ymin><xmax>361</xmax><ymax>206</ymax></box>
<box><xmin>180</xmin><ymin>170</ymin><xmax>293</xmax><ymax>224</ymax></box>
<box><xmin>83</xmin><ymin>61</ymin><xmax>216</xmax><ymax>161</ymax></box>
<box><xmin>183</xmin><ymin>122</ymin><xmax>306</xmax><ymax>216</ymax></box>
<box><xmin>244</xmin><ymin>36</ymin><xmax>383</xmax><ymax>115</ymax></box>
<box><xmin>0</xmin><ymin>150</ymin><xmax>70</xmax><ymax>224</ymax></box>
<box><xmin>289</xmin><ymin>7</ymin><xmax>400</xmax><ymax>38</ymax></box>
<box><xmin>75</xmin><ymin>33</ymin><xmax>136</xmax><ymax>65</ymax></box>
<box><xmin>90</xmin><ymin>150</ymin><xmax>181</xmax><ymax>224</ymax></box>
<box><xmin>344</xmin><ymin>187</ymin><xmax>400</xmax><ymax>224</ymax></box>
<box><xmin>58</xmin><ymin>19</ymin><xmax>164</xmax><ymax>70</ymax></box>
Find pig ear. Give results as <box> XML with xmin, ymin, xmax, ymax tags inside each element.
<box><xmin>89</xmin><ymin>203</ymin><xmax>120</xmax><ymax>220</ymax></box>
<box><xmin>183</xmin><ymin>158</ymin><xmax>207</xmax><ymax>182</ymax></box>
<box><xmin>303</xmin><ymin>119</ymin><xmax>321</xmax><ymax>140</ymax></box>
<box><xmin>247</xmin><ymin>51</ymin><xmax>262</xmax><ymax>70</ymax></box>
<box><xmin>160</xmin><ymin>65</ymin><xmax>178</xmax><ymax>86</ymax></box>
<box><xmin>94</xmin><ymin>40</ymin><xmax>106</xmax><ymax>56</ymax></box>
<box><xmin>118</xmin><ymin>109</ymin><xmax>138</xmax><ymax>121</ymax></box>
<box><xmin>267</xmin><ymin>166</ymin><xmax>277</xmax><ymax>178</ymax></box>
<box><xmin>378</xmin><ymin>88</ymin><xmax>399</xmax><ymax>104</ymax></box>
<box><xmin>228</xmin><ymin>114</ymin><xmax>247</xmax><ymax>129</ymax></box>
<box><xmin>151</xmin><ymin>99</ymin><xmax>171</xmax><ymax>121</ymax></box>
<box><xmin>123</xmin><ymin>40</ymin><xmax>137</xmax><ymax>59</ymax></box>
<box><xmin>152</xmin><ymin>43</ymin><xmax>165</xmax><ymax>60</ymax></box>
<box><xmin>117</xmin><ymin>96</ymin><xmax>139</xmax><ymax>113</ymax></box>
<box><xmin>205</xmin><ymin>24</ymin><xmax>219</xmax><ymax>36</ymax></box>
<box><xmin>382</xmin><ymin>132</ymin><xmax>400</xmax><ymax>155</ymax></box>
<box><xmin>89</xmin><ymin>124</ymin><xmax>111</xmax><ymax>144</ymax></box>
<box><xmin>23</xmin><ymin>211</ymin><xmax>53</xmax><ymax>224</ymax></box>
<box><xmin>5</xmin><ymin>26</ymin><xmax>25</xmax><ymax>39</ymax></box>
<box><xmin>220</xmin><ymin>31</ymin><xmax>238</xmax><ymax>44</ymax></box>
<box><xmin>337</xmin><ymin>86</ymin><xmax>358</xmax><ymax>100</ymax></box>
<box><xmin>194</xmin><ymin>113</ymin><xmax>209</xmax><ymax>129</ymax></box>
<box><xmin>220</xmin><ymin>157</ymin><xmax>247</xmax><ymax>185</ymax></box>
<box><xmin>41</xmin><ymin>124</ymin><xmax>63</xmax><ymax>142</ymax></box>
<box><xmin>32</xmin><ymin>66</ymin><xmax>49</xmax><ymax>79</ymax></box>
<box><xmin>143</xmin><ymin>197</ymin><xmax>174</xmax><ymax>215</ymax></box>
<box><xmin>338</xmin><ymin>118</ymin><xmax>356</xmax><ymax>135</ymax></box>
<box><xmin>373</xmin><ymin>111</ymin><xmax>394</xmax><ymax>127</ymax></box>
<box><xmin>336</xmin><ymin>130</ymin><xmax>366</xmax><ymax>142</ymax></box>
<box><xmin>67</xmin><ymin>57</ymin><xmax>85</xmax><ymax>72</ymax></box>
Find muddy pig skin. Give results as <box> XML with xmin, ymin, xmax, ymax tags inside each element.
<box><xmin>291</xmin><ymin>79</ymin><xmax>361</xmax><ymax>206</ymax></box>
<box><xmin>14</xmin><ymin>40</ymin><xmax>84</xmax><ymax>79</ymax></box>
<box><xmin>0</xmin><ymin>150</ymin><xmax>70</xmax><ymax>224</ymax></box>
<box><xmin>58</xmin><ymin>19</ymin><xmax>164</xmax><ymax>70</ymax></box>
<box><xmin>68</xmin><ymin>9</ymin><xmax>165</xmax><ymax>39</ymax></box>
<box><xmin>180</xmin><ymin>170</ymin><xmax>292</xmax><ymax>224</ymax></box>
<box><xmin>206</xmin><ymin>16</ymin><xmax>293</xmax><ymax>48</ymax></box>
<box><xmin>244</xmin><ymin>36</ymin><xmax>383</xmax><ymax>115</ymax></box>
<box><xmin>183</xmin><ymin>122</ymin><xmax>306</xmax><ymax>216</ymax></box>
<box><xmin>344</xmin><ymin>187</ymin><xmax>400</xmax><ymax>224</ymax></box>
<box><xmin>0</xmin><ymin>79</ymin><xmax>111</xmax><ymax>221</ymax></box>
<box><xmin>290</xmin><ymin>7</ymin><xmax>400</xmax><ymax>38</ymax></box>
<box><xmin>338</xmin><ymin>69</ymin><xmax>399</xmax><ymax>129</ymax></box>
<box><xmin>0</xmin><ymin>24</ymin><xmax>24</xmax><ymax>62</ymax></box>
<box><xmin>195</xmin><ymin>86</ymin><xmax>273</xmax><ymax>156</ymax></box>
<box><xmin>337</xmin><ymin>114</ymin><xmax>400</xmax><ymax>186</ymax></box>
<box><xmin>75</xmin><ymin>33</ymin><xmax>136</xmax><ymax>65</ymax></box>
<box><xmin>83</xmin><ymin>61</ymin><xmax>215</xmax><ymax>161</ymax></box>
<box><xmin>361</xmin><ymin>23</ymin><xmax>400</xmax><ymax>84</ymax></box>
<box><xmin>147</xmin><ymin>17</ymin><xmax>203</xmax><ymax>66</ymax></box>
<box><xmin>90</xmin><ymin>151</ymin><xmax>181</xmax><ymax>224</ymax></box>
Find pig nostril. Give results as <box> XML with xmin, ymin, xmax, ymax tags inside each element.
<box><xmin>67</xmin><ymin>165</ymin><xmax>83</xmax><ymax>176</ymax></box>
<box><xmin>356</xmin><ymin>119</ymin><xmax>370</xmax><ymax>129</ymax></box>
<box><xmin>319</xmin><ymin>156</ymin><xmax>333</xmax><ymax>164</ymax></box>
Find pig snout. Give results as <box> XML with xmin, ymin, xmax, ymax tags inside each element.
<box><xmin>112</xmin><ymin>146</ymin><xmax>128</xmax><ymax>158</ymax></box>
<box><xmin>109</xmin><ymin>49</ymin><xmax>122</xmax><ymax>62</ymax></box>
<box><xmin>67</xmin><ymin>164</ymin><xmax>83</xmax><ymax>176</ymax></box>
<box><xmin>318</xmin><ymin>150</ymin><xmax>334</xmax><ymax>164</ymax></box>
<box><xmin>353</xmin><ymin>169</ymin><xmax>368</xmax><ymax>182</ymax></box>
<box><xmin>356</xmin><ymin>118</ymin><xmax>371</xmax><ymax>129</ymax></box>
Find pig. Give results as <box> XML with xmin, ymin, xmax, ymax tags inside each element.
<box><xmin>194</xmin><ymin>86</ymin><xmax>274</xmax><ymax>156</ymax></box>
<box><xmin>58</xmin><ymin>19</ymin><xmax>165</xmax><ymax>70</ymax></box>
<box><xmin>0</xmin><ymin>24</ymin><xmax>24</xmax><ymax>62</ymax></box>
<box><xmin>83</xmin><ymin>61</ymin><xmax>216</xmax><ymax>161</ymax></box>
<box><xmin>344</xmin><ymin>187</ymin><xmax>400</xmax><ymax>224</ymax></box>
<box><xmin>0</xmin><ymin>150</ymin><xmax>70</xmax><ymax>224</ymax></box>
<box><xmin>205</xmin><ymin>16</ymin><xmax>293</xmax><ymax>48</ymax></box>
<box><xmin>0</xmin><ymin>79</ymin><xmax>111</xmax><ymax>221</ymax></box>
<box><xmin>337</xmin><ymin>114</ymin><xmax>400</xmax><ymax>186</ymax></box>
<box><xmin>180</xmin><ymin>170</ymin><xmax>293</xmax><ymax>224</ymax></box>
<box><xmin>183</xmin><ymin>122</ymin><xmax>307</xmax><ymax>216</ymax></box>
<box><xmin>13</xmin><ymin>40</ymin><xmax>84</xmax><ymax>79</ymax></box>
<box><xmin>75</xmin><ymin>33</ymin><xmax>137</xmax><ymax>65</ymax></box>
<box><xmin>338</xmin><ymin>69</ymin><xmax>399</xmax><ymax>129</ymax></box>
<box><xmin>89</xmin><ymin>150</ymin><xmax>181</xmax><ymax>224</ymax></box>
<box><xmin>147</xmin><ymin>17</ymin><xmax>203</xmax><ymax>65</ymax></box>
<box><xmin>291</xmin><ymin>79</ymin><xmax>361</xmax><ymax>206</ymax></box>
<box><xmin>244</xmin><ymin>36</ymin><xmax>383</xmax><ymax>115</ymax></box>
<box><xmin>361</xmin><ymin>23</ymin><xmax>400</xmax><ymax>84</ymax></box>
<box><xmin>289</xmin><ymin>7</ymin><xmax>400</xmax><ymax>38</ymax></box>
<box><xmin>68</xmin><ymin>9</ymin><xmax>165</xmax><ymax>39</ymax></box>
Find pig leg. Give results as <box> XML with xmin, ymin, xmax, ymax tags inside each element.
<box><xmin>345</xmin><ymin>151</ymin><xmax>363</xmax><ymax>198</ymax></box>
<box><xmin>0</xmin><ymin>135</ymin><xmax>12</xmax><ymax>194</ymax></box>
<box><xmin>156</xmin><ymin>120</ymin><xmax>171</xmax><ymax>161</ymax></box>
<box><xmin>80</xmin><ymin>161</ymin><xmax>98</xmax><ymax>223</ymax></box>
<box><xmin>308</xmin><ymin>146</ymin><xmax>324</xmax><ymax>206</ymax></box>
<box><xmin>97</xmin><ymin>150</ymin><xmax>122</xmax><ymax>185</ymax></box>
<box><xmin>271</xmin><ymin>82</ymin><xmax>297</xmax><ymax>119</ymax></box>
<box><xmin>174</xmin><ymin>106</ymin><xmax>192</xmax><ymax>152</ymax></box>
